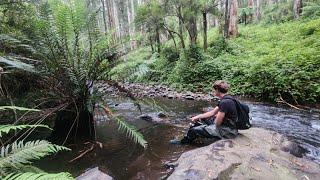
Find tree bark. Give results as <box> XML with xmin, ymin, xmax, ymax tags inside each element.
<box><xmin>127</xmin><ymin>0</ymin><xmax>133</xmax><ymax>50</ymax></box>
<box><xmin>130</xmin><ymin>0</ymin><xmax>137</xmax><ymax>49</ymax></box>
<box><xmin>255</xmin><ymin>0</ymin><xmax>262</xmax><ymax>21</ymax></box>
<box><xmin>294</xmin><ymin>0</ymin><xmax>302</xmax><ymax>19</ymax></box>
<box><xmin>224</xmin><ymin>0</ymin><xmax>230</xmax><ymax>38</ymax></box>
<box><xmin>156</xmin><ymin>26</ymin><xmax>161</xmax><ymax>53</ymax></box>
<box><xmin>187</xmin><ymin>16</ymin><xmax>197</xmax><ymax>46</ymax></box>
<box><xmin>178</xmin><ymin>6</ymin><xmax>185</xmax><ymax>49</ymax></box>
<box><xmin>203</xmin><ymin>11</ymin><xmax>208</xmax><ymax>51</ymax></box>
<box><xmin>100</xmin><ymin>0</ymin><xmax>108</xmax><ymax>34</ymax></box>
<box><xmin>228</xmin><ymin>0</ymin><xmax>238</xmax><ymax>37</ymax></box>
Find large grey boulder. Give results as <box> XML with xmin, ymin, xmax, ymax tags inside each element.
<box><xmin>168</xmin><ymin>128</ymin><xmax>320</xmax><ymax>180</ymax></box>
<box><xmin>76</xmin><ymin>167</ymin><xmax>113</xmax><ymax>180</ymax></box>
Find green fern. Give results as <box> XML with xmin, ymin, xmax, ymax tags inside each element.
<box><xmin>0</xmin><ymin>57</ymin><xmax>35</xmax><ymax>73</ymax></box>
<box><xmin>113</xmin><ymin>116</ymin><xmax>147</xmax><ymax>148</ymax></box>
<box><xmin>0</xmin><ymin>125</ymin><xmax>51</xmax><ymax>137</ymax></box>
<box><xmin>0</xmin><ymin>106</ymin><xmax>40</xmax><ymax>112</ymax></box>
<box><xmin>0</xmin><ymin>140</ymin><xmax>70</xmax><ymax>170</ymax></box>
<box><xmin>3</xmin><ymin>172</ymin><xmax>73</xmax><ymax>180</ymax></box>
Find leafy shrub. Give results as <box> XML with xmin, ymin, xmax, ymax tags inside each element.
<box><xmin>208</xmin><ymin>36</ymin><xmax>233</xmax><ymax>58</ymax></box>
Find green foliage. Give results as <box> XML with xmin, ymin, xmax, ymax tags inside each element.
<box><xmin>4</xmin><ymin>172</ymin><xmax>73</xmax><ymax>180</ymax></box>
<box><xmin>262</xmin><ymin>1</ymin><xmax>294</xmax><ymax>24</ymax></box>
<box><xmin>113</xmin><ymin>117</ymin><xmax>147</xmax><ymax>148</ymax></box>
<box><xmin>0</xmin><ymin>125</ymin><xmax>50</xmax><ymax>137</ymax></box>
<box><xmin>111</xmin><ymin>19</ymin><xmax>320</xmax><ymax>104</ymax></box>
<box><xmin>160</xmin><ymin>46</ymin><xmax>180</xmax><ymax>62</ymax></box>
<box><xmin>302</xmin><ymin>1</ymin><xmax>320</xmax><ymax>19</ymax></box>
<box><xmin>0</xmin><ymin>106</ymin><xmax>40</xmax><ymax>112</ymax></box>
<box><xmin>109</xmin><ymin>47</ymin><xmax>152</xmax><ymax>81</ymax></box>
<box><xmin>207</xmin><ymin>36</ymin><xmax>233</xmax><ymax>58</ymax></box>
<box><xmin>0</xmin><ymin>119</ymin><xmax>71</xmax><ymax>178</ymax></box>
<box><xmin>222</xmin><ymin>19</ymin><xmax>320</xmax><ymax>103</ymax></box>
<box><xmin>0</xmin><ymin>140</ymin><xmax>69</xmax><ymax>170</ymax></box>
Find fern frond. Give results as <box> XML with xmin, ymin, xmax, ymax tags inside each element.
<box><xmin>0</xmin><ymin>106</ymin><xmax>40</xmax><ymax>112</ymax></box>
<box><xmin>113</xmin><ymin>117</ymin><xmax>147</xmax><ymax>148</ymax></box>
<box><xmin>0</xmin><ymin>140</ymin><xmax>70</xmax><ymax>169</ymax></box>
<box><xmin>0</xmin><ymin>125</ymin><xmax>51</xmax><ymax>137</ymax></box>
<box><xmin>3</xmin><ymin>172</ymin><xmax>73</xmax><ymax>180</ymax></box>
<box><xmin>0</xmin><ymin>57</ymin><xmax>35</xmax><ymax>73</ymax></box>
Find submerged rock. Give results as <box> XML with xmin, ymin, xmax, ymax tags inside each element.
<box><xmin>76</xmin><ymin>167</ymin><xmax>113</xmax><ymax>180</ymax></box>
<box><xmin>168</xmin><ymin>128</ymin><xmax>320</xmax><ymax>180</ymax></box>
<box><xmin>138</xmin><ymin>112</ymin><xmax>168</xmax><ymax>123</ymax></box>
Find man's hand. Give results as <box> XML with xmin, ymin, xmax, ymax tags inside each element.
<box><xmin>190</xmin><ymin>116</ymin><xmax>199</xmax><ymax>122</ymax></box>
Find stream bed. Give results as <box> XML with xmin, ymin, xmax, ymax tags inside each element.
<box><xmin>38</xmin><ymin>96</ymin><xmax>320</xmax><ymax>179</ymax></box>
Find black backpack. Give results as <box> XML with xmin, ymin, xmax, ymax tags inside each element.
<box><xmin>223</xmin><ymin>96</ymin><xmax>251</xmax><ymax>130</ymax></box>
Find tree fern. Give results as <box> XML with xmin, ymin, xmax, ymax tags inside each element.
<box><xmin>0</xmin><ymin>140</ymin><xmax>70</xmax><ymax>170</ymax></box>
<box><xmin>113</xmin><ymin>116</ymin><xmax>147</xmax><ymax>148</ymax></box>
<box><xmin>0</xmin><ymin>57</ymin><xmax>35</xmax><ymax>73</ymax></box>
<box><xmin>3</xmin><ymin>172</ymin><xmax>73</xmax><ymax>180</ymax></box>
<box><xmin>0</xmin><ymin>125</ymin><xmax>50</xmax><ymax>137</ymax></box>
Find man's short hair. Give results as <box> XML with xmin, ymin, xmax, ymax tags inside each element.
<box><xmin>213</xmin><ymin>80</ymin><xmax>230</xmax><ymax>93</ymax></box>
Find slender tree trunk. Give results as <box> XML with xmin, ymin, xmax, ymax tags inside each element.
<box><xmin>100</xmin><ymin>0</ymin><xmax>108</xmax><ymax>34</ymax></box>
<box><xmin>224</xmin><ymin>0</ymin><xmax>230</xmax><ymax>38</ymax></box>
<box><xmin>203</xmin><ymin>11</ymin><xmax>208</xmax><ymax>51</ymax></box>
<box><xmin>255</xmin><ymin>0</ymin><xmax>262</xmax><ymax>21</ymax></box>
<box><xmin>149</xmin><ymin>32</ymin><xmax>154</xmax><ymax>52</ymax></box>
<box><xmin>127</xmin><ymin>0</ymin><xmax>133</xmax><ymax>50</ymax></box>
<box><xmin>156</xmin><ymin>26</ymin><xmax>161</xmax><ymax>53</ymax></box>
<box><xmin>228</xmin><ymin>0</ymin><xmax>238</xmax><ymax>37</ymax></box>
<box><xmin>248</xmin><ymin>0</ymin><xmax>254</xmax><ymax>23</ymax></box>
<box><xmin>165</xmin><ymin>29</ymin><xmax>177</xmax><ymax>50</ymax></box>
<box><xmin>112</xmin><ymin>0</ymin><xmax>120</xmax><ymax>41</ymax></box>
<box><xmin>178</xmin><ymin>6</ymin><xmax>185</xmax><ymax>49</ymax></box>
<box><xmin>188</xmin><ymin>17</ymin><xmax>197</xmax><ymax>46</ymax></box>
<box><xmin>294</xmin><ymin>0</ymin><xmax>302</xmax><ymax>19</ymax></box>
<box><xmin>130</xmin><ymin>0</ymin><xmax>137</xmax><ymax>49</ymax></box>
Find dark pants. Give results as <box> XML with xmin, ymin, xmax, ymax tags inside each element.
<box><xmin>185</xmin><ymin>118</ymin><xmax>222</xmax><ymax>143</ymax></box>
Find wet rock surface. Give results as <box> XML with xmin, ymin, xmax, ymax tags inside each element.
<box><xmin>97</xmin><ymin>82</ymin><xmax>215</xmax><ymax>101</ymax></box>
<box><xmin>168</xmin><ymin>128</ymin><xmax>320</xmax><ymax>180</ymax></box>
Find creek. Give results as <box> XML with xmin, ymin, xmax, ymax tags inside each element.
<box><xmin>38</xmin><ymin>96</ymin><xmax>320</xmax><ymax>179</ymax></box>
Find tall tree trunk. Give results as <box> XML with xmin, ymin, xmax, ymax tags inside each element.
<box><xmin>248</xmin><ymin>0</ymin><xmax>254</xmax><ymax>23</ymax></box>
<box><xmin>228</xmin><ymin>0</ymin><xmax>238</xmax><ymax>37</ymax></box>
<box><xmin>203</xmin><ymin>11</ymin><xmax>208</xmax><ymax>51</ymax></box>
<box><xmin>100</xmin><ymin>0</ymin><xmax>108</xmax><ymax>34</ymax></box>
<box><xmin>224</xmin><ymin>0</ymin><xmax>230</xmax><ymax>38</ymax></box>
<box><xmin>294</xmin><ymin>0</ymin><xmax>302</xmax><ymax>19</ymax></box>
<box><xmin>255</xmin><ymin>0</ymin><xmax>262</xmax><ymax>21</ymax></box>
<box><xmin>112</xmin><ymin>0</ymin><xmax>120</xmax><ymax>41</ymax></box>
<box><xmin>188</xmin><ymin>17</ymin><xmax>197</xmax><ymax>46</ymax></box>
<box><xmin>178</xmin><ymin>6</ymin><xmax>185</xmax><ymax>49</ymax></box>
<box><xmin>127</xmin><ymin>0</ymin><xmax>133</xmax><ymax>50</ymax></box>
<box><xmin>156</xmin><ymin>26</ymin><xmax>161</xmax><ymax>53</ymax></box>
<box><xmin>130</xmin><ymin>0</ymin><xmax>137</xmax><ymax>49</ymax></box>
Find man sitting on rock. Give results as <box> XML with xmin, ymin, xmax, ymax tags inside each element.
<box><xmin>171</xmin><ymin>80</ymin><xmax>238</xmax><ymax>144</ymax></box>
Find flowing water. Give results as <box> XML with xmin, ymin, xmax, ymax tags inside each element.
<box><xmin>39</xmin><ymin>96</ymin><xmax>320</xmax><ymax>179</ymax></box>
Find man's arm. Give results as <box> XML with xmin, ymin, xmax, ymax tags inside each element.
<box><xmin>214</xmin><ymin>111</ymin><xmax>225</xmax><ymax>126</ymax></box>
<box><xmin>191</xmin><ymin>106</ymin><xmax>219</xmax><ymax>122</ymax></box>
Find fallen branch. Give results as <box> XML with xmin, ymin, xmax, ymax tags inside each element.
<box><xmin>69</xmin><ymin>144</ymin><xmax>94</xmax><ymax>163</ymax></box>
<box><xmin>277</xmin><ymin>95</ymin><xmax>305</xmax><ymax>111</ymax></box>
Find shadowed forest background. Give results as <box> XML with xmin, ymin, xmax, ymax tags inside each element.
<box><xmin>0</xmin><ymin>0</ymin><xmax>319</xmax><ymax>179</ymax></box>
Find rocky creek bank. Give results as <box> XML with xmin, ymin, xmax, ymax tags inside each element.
<box><xmin>168</xmin><ymin>128</ymin><xmax>320</xmax><ymax>180</ymax></box>
<box><xmin>97</xmin><ymin>82</ymin><xmax>215</xmax><ymax>101</ymax></box>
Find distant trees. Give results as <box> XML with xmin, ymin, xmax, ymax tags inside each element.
<box><xmin>294</xmin><ymin>0</ymin><xmax>303</xmax><ymax>19</ymax></box>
